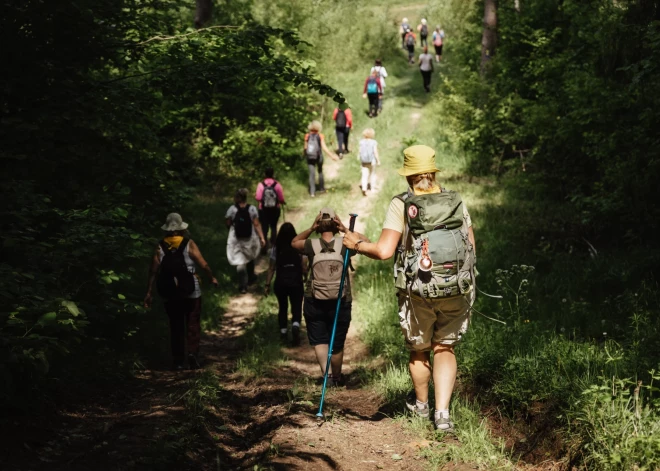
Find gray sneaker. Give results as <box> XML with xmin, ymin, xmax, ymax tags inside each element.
<box><xmin>405</xmin><ymin>390</ymin><xmax>430</xmax><ymax>419</ymax></box>
<box><xmin>434</xmin><ymin>412</ymin><xmax>454</xmax><ymax>432</ymax></box>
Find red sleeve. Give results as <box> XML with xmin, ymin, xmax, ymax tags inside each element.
<box><xmin>332</xmin><ymin>108</ymin><xmax>338</xmax><ymax>120</ymax></box>
<box><xmin>363</xmin><ymin>77</ymin><xmax>369</xmax><ymax>93</ymax></box>
<box><xmin>345</xmin><ymin>109</ymin><xmax>353</xmax><ymax>128</ymax></box>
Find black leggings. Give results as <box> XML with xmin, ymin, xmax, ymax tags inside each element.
<box><xmin>275</xmin><ymin>284</ymin><xmax>304</xmax><ymax>329</ymax></box>
<box><xmin>421</xmin><ymin>70</ymin><xmax>432</xmax><ymax>90</ymax></box>
<box><xmin>367</xmin><ymin>93</ymin><xmax>379</xmax><ymax>115</ymax></box>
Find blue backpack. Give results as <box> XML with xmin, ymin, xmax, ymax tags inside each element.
<box><xmin>367</xmin><ymin>77</ymin><xmax>378</xmax><ymax>94</ymax></box>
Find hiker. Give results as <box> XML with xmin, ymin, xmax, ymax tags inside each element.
<box><xmin>304</xmin><ymin>120</ymin><xmax>338</xmax><ymax>198</ymax></box>
<box><xmin>265</xmin><ymin>222</ymin><xmax>305</xmax><ymax>346</ymax></box>
<box><xmin>255</xmin><ymin>167</ymin><xmax>285</xmax><ymax>250</ymax></box>
<box><xmin>342</xmin><ymin>145</ymin><xmax>476</xmax><ymax>432</ymax></box>
<box><xmin>419</xmin><ymin>46</ymin><xmax>434</xmax><ymax>92</ymax></box>
<box><xmin>358</xmin><ymin>128</ymin><xmax>381</xmax><ymax>196</ymax></box>
<box><xmin>225</xmin><ymin>188</ymin><xmax>266</xmax><ymax>294</ymax></box>
<box><xmin>404</xmin><ymin>29</ymin><xmax>417</xmax><ymax>64</ymax></box>
<box><xmin>333</xmin><ymin>106</ymin><xmax>353</xmax><ymax>157</ymax></box>
<box><xmin>400</xmin><ymin>17</ymin><xmax>411</xmax><ymax>48</ymax></box>
<box><xmin>292</xmin><ymin>208</ymin><xmax>359</xmax><ymax>386</ymax></box>
<box><xmin>144</xmin><ymin>213</ymin><xmax>219</xmax><ymax>370</ymax></box>
<box><xmin>432</xmin><ymin>26</ymin><xmax>445</xmax><ymax>62</ymax></box>
<box><xmin>417</xmin><ymin>18</ymin><xmax>429</xmax><ymax>47</ymax></box>
<box><xmin>370</xmin><ymin>59</ymin><xmax>388</xmax><ymax>113</ymax></box>
<box><xmin>362</xmin><ymin>70</ymin><xmax>383</xmax><ymax>118</ymax></box>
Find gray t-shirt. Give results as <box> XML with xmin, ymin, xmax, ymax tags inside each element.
<box><xmin>225</xmin><ymin>204</ymin><xmax>258</xmax><ymax>221</ymax></box>
<box><xmin>419</xmin><ymin>53</ymin><xmax>434</xmax><ymax>71</ymax></box>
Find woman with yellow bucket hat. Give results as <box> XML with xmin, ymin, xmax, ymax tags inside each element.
<box><xmin>343</xmin><ymin>145</ymin><xmax>476</xmax><ymax>432</ymax></box>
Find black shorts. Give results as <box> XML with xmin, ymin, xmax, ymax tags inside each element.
<box><xmin>434</xmin><ymin>45</ymin><xmax>443</xmax><ymax>56</ymax></box>
<box><xmin>303</xmin><ymin>297</ymin><xmax>352</xmax><ymax>353</ymax></box>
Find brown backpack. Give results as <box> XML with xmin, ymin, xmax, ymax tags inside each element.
<box><xmin>310</xmin><ymin>238</ymin><xmax>346</xmax><ymax>300</ymax></box>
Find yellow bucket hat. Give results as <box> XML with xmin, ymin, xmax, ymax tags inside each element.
<box><xmin>397</xmin><ymin>145</ymin><xmax>441</xmax><ymax>176</ymax></box>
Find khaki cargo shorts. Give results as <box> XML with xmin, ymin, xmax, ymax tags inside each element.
<box><xmin>397</xmin><ymin>290</ymin><xmax>474</xmax><ymax>351</ymax></box>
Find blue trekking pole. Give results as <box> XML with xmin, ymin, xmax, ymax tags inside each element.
<box><xmin>317</xmin><ymin>213</ymin><xmax>358</xmax><ymax>419</ymax></box>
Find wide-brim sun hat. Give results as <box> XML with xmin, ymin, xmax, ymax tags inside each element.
<box><xmin>161</xmin><ymin>212</ymin><xmax>189</xmax><ymax>231</ymax></box>
<box><xmin>397</xmin><ymin>145</ymin><xmax>441</xmax><ymax>176</ymax></box>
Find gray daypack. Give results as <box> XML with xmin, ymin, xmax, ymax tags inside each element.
<box><xmin>393</xmin><ymin>189</ymin><xmax>475</xmax><ymax>300</ymax></box>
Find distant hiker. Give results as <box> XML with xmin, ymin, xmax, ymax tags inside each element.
<box><xmin>417</xmin><ymin>18</ymin><xmax>429</xmax><ymax>47</ymax></box>
<box><xmin>419</xmin><ymin>46</ymin><xmax>434</xmax><ymax>92</ymax></box>
<box><xmin>400</xmin><ymin>17</ymin><xmax>411</xmax><ymax>48</ymax></box>
<box><xmin>362</xmin><ymin>70</ymin><xmax>383</xmax><ymax>118</ymax></box>
<box><xmin>404</xmin><ymin>29</ymin><xmax>417</xmax><ymax>64</ymax></box>
<box><xmin>358</xmin><ymin>128</ymin><xmax>381</xmax><ymax>196</ymax></box>
<box><xmin>255</xmin><ymin>167</ymin><xmax>285</xmax><ymax>250</ymax></box>
<box><xmin>292</xmin><ymin>208</ymin><xmax>358</xmax><ymax>386</ymax></box>
<box><xmin>225</xmin><ymin>188</ymin><xmax>266</xmax><ymax>294</ymax></box>
<box><xmin>333</xmin><ymin>106</ymin><xmax>353</xmax><ymax>157</ymax></box>
<box><xmin>432</xmin><ymin>26</ymin><xmax>445</xmax><ymax>62</ymax></box>
<box><xmin>144</xmin><ymin>213</ymin><xmax>219</xmax><ymax>370</ymax></box>
<box><xmin>370</xmin><ymin>59</ymin><xmax>388</xmax><ymax>113</ymax></box>
<box><xmin>265</xmin><ymin>222</ymin><xmax>305</xmax><ymax>345</ymax></box>
<box><xmin>304</xmin><ymin>120</ymin><xmax>338</xmax><ymax>198</ymax></box>
<box><xmin>343</xmin><ymin>145</ymin><xmax>476</xmax><ymax>432</ymax></box>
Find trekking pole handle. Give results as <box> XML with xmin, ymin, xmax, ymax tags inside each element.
<box><xmin>348</xmin><ymin>213</ymin><xmax>358</xmax><ymax>232</ymax></box>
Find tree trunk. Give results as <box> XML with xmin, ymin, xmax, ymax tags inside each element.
<box><xmin>194</xmin><ymin>0</ymin><xmax>212</xmax><ymax>29</ymax></box>
<box><xmin>480</xmin><ymin>0</ymin><xmax>497</xmax><ymax>74</ymax></box>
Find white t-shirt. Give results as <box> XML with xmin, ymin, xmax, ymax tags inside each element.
<box><xmin>370</xmin><ymin>66</ymin><xmax>388</xmax><ymax>88</ymax></box>
<box><xmin>419</xmin><ymin>54</ymin><xmax>434</xmax><ymax>72</ymax></box>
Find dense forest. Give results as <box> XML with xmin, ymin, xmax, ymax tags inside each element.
<box><xmin>2</xmin><ymin>0</ymin><xmax>660</xmax><ymax>469</ymax></box>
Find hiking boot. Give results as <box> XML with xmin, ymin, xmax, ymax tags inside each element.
<box><xmin>173</xmin><ymin>362</ymin><xmax>185</xmax><ymax>371</ymax></box>
<box><xmin>367</xmin><ymin>184</ymin><xmax>371</xmax><ymax>190</ymax></box>
<box><xmin>292</xmin><ymin>325</ymin><xmax>300</xmax><ymax>346</ymax></box>
<box><xmin>188</xmin><ymin>353</ymin><xmax>201</xmax><ymax>370</ymax></box>
<box><xmin>331</xmin><ymin>374</ymin><xmax>345</xmax><ymax>387</ymax></box>
<box><xmin>317</xmin><ymin>189</ymin><xmax>327</xmax><ymax>194</ymax></box>
<box><xmin>368</xmin><ymin>112</ymin><xmax>373</xmax><ymax>118</ymax></box>
<box><xmin>435</xmin><ymin>411</ymin><xmax>454</xmax><ymax>432</ymax></box>
<box><xmin>239</xmin><ymin>286</ymin><xmax>247</xmax><ymax>294</ymax></box>
<box><xmin>362</xmin><ymin>190</ymin><xmax>367</xmax><ymax>196</ymax></box>
<box><xmin>338</xmin><ymin>153</ymin><xmax>344</xmax><ymax>160</ymax></box>
<box><xmin>405</xmin><ymin>390</ymin><xmax>430</xmax><ymax>418</ymax></box>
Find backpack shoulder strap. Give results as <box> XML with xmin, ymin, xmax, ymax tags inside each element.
<box><xmin>310</xmin><ymin>238</ymin><xmax>322</xmax><ymax>256</ymax></box>
<box><xmin>333</xmin><ymin>237</ymin><xmax>344</xmax><ymax>254</ymax></box>
<box><xmin>158</xmin><ymin>240</ymin><xmax>169</xmax><ymax>253</ymax></box>
<box><xmin>179</xmin><ymin>238</ymin><xmax>190</xmax><ymax>253</ymax></box>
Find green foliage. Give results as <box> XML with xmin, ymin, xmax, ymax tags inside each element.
<box><xmin>0</xmin><ymin>0</ymin><xmax>345</xmax><ymax>407</ymax></box>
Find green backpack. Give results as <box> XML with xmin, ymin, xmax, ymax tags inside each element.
<box><xmin>394</xmin><ymin>190</ymin><xmax>476</xmax><ymax>299</ymax></box>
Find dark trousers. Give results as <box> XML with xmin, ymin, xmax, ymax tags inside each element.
<box><xmin>421</xmin><ymin>70</ymin><xmax>432</xmax><ymax>91</ymax></box>
<box><xmin>407</xmin><ymin>45</ymin><xmax>415</xmax><ymax>63</ymax></box>
<box><xmin>401</xmin><ymin>33</ymin><xmax>407</xmax><ymax>48</ymax></box>
<box><xmin>165</xmin><ymin>297</ymin><xmax>202</xmax><ymax>365</ymax></box>
<box><xmin>308</xmin><ymin>157</ymin><xmax>324</xmax><ymax>195</ymax></box>
<box><xmin>275</xmin><ymin>284</ymin><xmax>304</xmax><ymax>329</ymax></box>
<box><xmin>420</xmin><ymin>35</ymin><xmax>428</xmax><ymax>47</ymax></box>
<box><xmin>367</xmin><ymin>93</ymin><xmax>379</xmax><ymax>115</ymax></box>
<box><xmin>335</xmin><ymin>127</ymin><xmax>350</xmax><ymax>153</ymax></box>
<box><xmin>259</xmin><ymin>207</ymin><xmax>281</xmax><ymax>245</ymax></box>
<box><xmin>237</xmin><ymin>260</ymin><xmax>255</xmax><ymax>290</ymax></box>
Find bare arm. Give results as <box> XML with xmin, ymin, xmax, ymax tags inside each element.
<box><xmin>374</xmin><ymin>143</ymin><xmax>381</xmax><ymax>165</ymax></box>
<box><xmin>343</xmin><ymin>228</ymin><xmax>402</xmax><ymax>260</ymax></box>
<box><xmin>187</xmin><ymin>239</ymin><xmax>219</xmax><ymax>287</ymax></box>
<box><xmin>468</xmin><ymin>226</ymin><xmax>476</xmax><ymax>258</ymax></box>
<box><xmin>321</xmin><ymin>137</ymin><xmax>339</xmax><ymax>161</ymax></box>
<box><xmin>144</xmin><ymin>248</ymin><xmax>161</xmax><ymax>308</ymax></box>
<box><xmin>292</xmin><ymin>213</ymin><xmax>321</xmax><ymax>252</ymax></box>
<box><xmin>253</xmin><ymin>217</ymin><xmax>266</xmax><ymax>247</ymax></box>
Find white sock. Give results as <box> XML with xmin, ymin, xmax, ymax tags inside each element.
<box><xmin>435</xmin><ymin>409</ymin><xmax>449</xmax><ymax>420</ymax></box>
<box><xmin>280</xmin><ymin>328</ymin><xmax>287</xmax><ymax>334</ymax></box>
<box><xmin>416</xmin><ymin>399</ymin><xmax>428</xmax><ymax>409</ymax></box>
<box><xmin>292</xmin><ymin>322</ymin><xmax>300</xmax><ymax>328</ymax></box>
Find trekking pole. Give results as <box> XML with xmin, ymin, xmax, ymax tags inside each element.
<box><xmin>316</xmin><ymin>213</ymin><xmax>358</xmax><ymax>419</ymax></box>
<box><xmin>281</xmin><ymin>203</ymin><xmax>286</xmax><ymax>223</ymax></box>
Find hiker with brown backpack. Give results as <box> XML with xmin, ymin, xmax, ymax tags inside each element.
<box><xmin>304</xmin><ymin>121</ymin><xmax>339</xmax><ymax>198</ymax></box>
<box><xmin>291</xmin><ymin>208</ymin><xmax>362</xmax><ymax>386</ymax></box>
<box><xmin>144</xmin><ymin>213</ymin><xmax>219</xmax><ymax>370</ymax></box>
<box><xmin>342</xmin><ymin>145</ymin><xmax>477</xmax><ymax>432</ymax></box>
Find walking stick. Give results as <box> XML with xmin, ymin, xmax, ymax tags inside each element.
<box><xmin>316</xmin><ymin>213</ymin><xmax>358</xmax><ymax>419</ymax></box>
<box><xmin>281</xmin><ymin>203</ymin><xmax>286</xmax><ymax>223</ymax></box>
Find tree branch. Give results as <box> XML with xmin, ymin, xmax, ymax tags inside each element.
<box><xmin>136</xmin><ymin>25</ymin><xmax>240</xmax><ymax>46</ymax></box>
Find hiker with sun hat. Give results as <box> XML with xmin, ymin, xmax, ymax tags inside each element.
<box><xmin>342</xmin><ymin>145</ymin><xmax>477</xmax><ymax>432</ymax></box>
<box><xmin>144</xmin><ymin>213</ymin><xmax>219</xmax><ymax>370</ymax></box>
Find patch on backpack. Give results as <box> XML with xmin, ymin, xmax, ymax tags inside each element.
<box><xmin>408</xmin><ymin>204</ymin><xmax>419</xmax><ymax>219</ymax></box>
